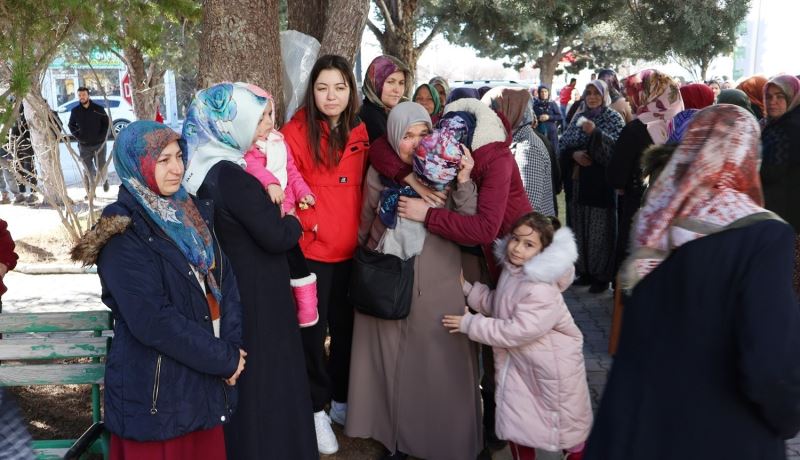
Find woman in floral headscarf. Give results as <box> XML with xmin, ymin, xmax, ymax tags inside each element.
<box><xmin>760</xmin><ymin>74</ymin><xmax>800</xmax><ymax>296</ymax></box>
<box><xmin>737</xmin><ymin>75</ymin><xmax>769</xmax><ymax>120</ymax></box>
<box><xmin>70</xmin><ymin>121</ymin><xmax>245</xmax><ymax>459</ymax></box>
<box><xmin>586</xmin><ymin>104</ymin><xmax>800</xmax><ymax>460</ymax></box>
<box><xmin>607</xmin><ymin>69</ymin><xmax>683</xmax><ymax>276</ymax></box>
<box><xmin>359</xmin><ymin>55</ymin><xmax>413</xmax><ymax>142</ymax></box>
<box><xmin>560</xmin><ymin>80</ymin><xmax>625</xmax><ymax>293</ymax></box>
<box><xmin>182</xmin><ymin>82</ymin><xmax>318</xmax><ymax>460</ymax></box>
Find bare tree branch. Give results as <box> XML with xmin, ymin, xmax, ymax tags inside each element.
<box><xmin>366</xmin><ymin>19</ymin><xmax>385</xmax><ymax>44</ymax></box>
<box><xmin>374</xmin><ymin>0</ymin><xmax>395</xmax><ymax>34</ymax></box>
<box><xmin>415</xmin><ymin>20</ymin><xmax>442</xmax><ymax>54</ymax></box>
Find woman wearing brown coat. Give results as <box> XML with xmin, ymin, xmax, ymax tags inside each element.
<box><xmin>345</xmin><ymin>102</ymin><xmax>482</xmax><ymax>460</ymax></box>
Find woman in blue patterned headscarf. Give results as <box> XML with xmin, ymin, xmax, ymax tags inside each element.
<box><xmin>182</xmin><ymin>82</ymin><xmax>319</xmax><ymax>459</ymax></box>
<box><xmin>70</xmin><ymin>120</ymin><xmax>245</xmax><ymax>457</ymax></box>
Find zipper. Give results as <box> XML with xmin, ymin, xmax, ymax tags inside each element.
<box><xmin>150</xmin><ymin>354</ymin><xmax>162</xmax><ymax>415</ymax></box>
<box><xmin>221</xmin><ymin>381</ymin><xmax>231</xmax><ymax>415</ymax></box>
<box><xmin>496</xmin><ymin>356</ymin><xmax>511</xmax><ymax>410</ymax></box>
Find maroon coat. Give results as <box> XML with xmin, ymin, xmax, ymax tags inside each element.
<box><xmin>0</xmin><ymin>219</ymin><xmax>18</xmax><ymax>297</ymax></box>
<box><xmin>368</xmin><ymin>99</ymin><xmax>532</xmax><ymax>283</ymax></box>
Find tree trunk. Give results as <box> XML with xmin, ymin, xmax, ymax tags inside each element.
<box><xmin>124</xmin><ymin>44</ymin><xmax>164</xmax><ymax>121</ymax></box>
<box><xmin>287</xmin><ymin>0</ymin><xmax>326</xmax><ymax>42</ymax></box>
<box><xmin>199</xmin><ymin>0</ymin><xmax>284</xmax><ymax>121</ymax></box>
<box><xmin>370</xmin><ymin>0</ymin><xmax>421</xmax><ymax>76</ymax></box>
<box><xmin>382</xmin><ymin>33</ymin><xmax>418</xmax><ymax>77</ymax></box>
<box><xmin>22</xmin><ymin>90</ymin><xmax>65</xmax><ymax>207</ymax></box>
<box><xmin>318</xmin><ymin>0</ymin><xmax>370</xmax><ymax>63</ymax></box>
<box><xmin>536</xmin><ymin>53</ymin><xmax>561</xmax><ymax>88</ymax></box>
<box><xmin>700</xmin><ymin>57</ymin><xmax>710</xmax><ymax>82</ymax></box>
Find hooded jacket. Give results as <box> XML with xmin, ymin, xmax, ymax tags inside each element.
<box><xmin>460</xmin><ymin>228</ymin><xmax>592</xmax><ymax>450</ymax></box>
<box><xmin>0</xmin><ymin>219</ymin><xmax>17</xmax><ymax>297</ymax></box>
<box><xmin>280</xmin><ymin>107</ymin><xmax>370</xmax><ymax>263</ymax></box>
<box><xmin>71</xmin><ymin>187</ymin><xmax>243</xmax><ymax>441</ymax></box>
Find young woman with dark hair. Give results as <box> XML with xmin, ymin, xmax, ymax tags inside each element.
<box><xmin>281</xmin><ymin>54</ymin><xmax>370</xmax><ymax>455</ymax></box>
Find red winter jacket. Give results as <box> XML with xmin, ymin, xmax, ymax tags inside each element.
<box><xmin>280</xmin><ymin>108</ymin><xmax>370</xmax><ymax>263</ymax></box>
<box><xmin>0</xmin><ymin>219</ymin><xmax>18</xmax><ymax>297</ymax></box>
<box><xmin>425</xmin><ymin>100</ymin><xmax>532</xmax><ymax>281</ymax></box>
<box><xmin>369</xmin><ymin>99</ymin><xmax>531</xmax><ymax>282</ymax></box>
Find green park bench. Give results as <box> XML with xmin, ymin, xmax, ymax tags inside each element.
<box><xmin>0</xmin><ymin>310</ymin><xmax>112</xmax><ymax>460</ymax></box>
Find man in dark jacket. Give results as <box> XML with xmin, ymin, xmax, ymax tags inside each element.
<box><xmin>68</xmin><ymin>87</ymin><xmax>109</xmax><ymax>192</ymax></box>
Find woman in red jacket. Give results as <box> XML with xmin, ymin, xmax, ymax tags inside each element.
<box><xmin>280</xmin><ymin>54</ymin><xmax>369</xmax><ymax>455</ymax></box>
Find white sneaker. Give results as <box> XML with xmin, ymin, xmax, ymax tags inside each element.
<box><xmin>329</xmin><ymin>400</ymin><xmax>347</xmax><ymax>426</ymax></box>
<box><xmin>313</xmin><ymin>410</ymin><xmax>339</xmax><ymax>455</ymax></box>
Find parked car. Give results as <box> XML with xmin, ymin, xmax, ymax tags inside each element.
<box><xmin>451</xmin><ymin>80</ymin><xmax>532</xmax><ymax>90</ymax></box>
<box><xmin>56</xmin><ymin>96</ymin><xmax>137</xmax><ymax>139</ymax></box>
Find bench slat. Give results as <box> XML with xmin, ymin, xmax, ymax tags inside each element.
<box><xmin>0</xmin><ymin>311</ymin><xmax>112</xmax><ymax>333</ymax></box>
<box><xmin>33</xmin><ymin>448</ymin><xmax>69</xmax><ymax>460</ymax></box>
<box><xmin>0</xmin><ymin>336</ymin><xmax>108</xmax><ymax>360</ymax></box>
<box><xmin>0</xmin><ymin>363</ymin><xmax>104</xmax><ymax>385</ymax></box>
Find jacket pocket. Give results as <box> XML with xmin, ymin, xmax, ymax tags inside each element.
<box><xmin>297</xmin><ymin>204</ymin><xmax>319</xmax><ymax>234</ymax></box>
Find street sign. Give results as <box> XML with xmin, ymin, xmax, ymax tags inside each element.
<box><xmin>121</xmin><ymin>73</ymin><xmax>132</xmax><ymax>105</ymax></box>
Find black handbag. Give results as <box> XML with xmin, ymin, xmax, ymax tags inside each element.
<box><xmin>348</xmin><ymin>245</ymin><xmax>415</xmax><ymax>320</ymax></box>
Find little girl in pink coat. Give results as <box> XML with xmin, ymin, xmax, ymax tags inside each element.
<box><xmin>443</xmin><ymin>212</ymin><xmax>592</xmax><ymax>460</ymax></box>
<box><xmin>243</xmin><ymin>95</ymin><xmax>318</xmax><ymax>328</ymax></box>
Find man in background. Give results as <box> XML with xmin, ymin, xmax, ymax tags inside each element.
<box><xmin>68</xmin><ymin>87</ymin><xmax>109</xmax><ymax>193</ymax></box>
<box><xmin>559</xmin><ymin>77</ymin><xmax>577</xmax><ymax>118</ymax></box>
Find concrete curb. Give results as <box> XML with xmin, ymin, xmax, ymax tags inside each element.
<box><xmin>14</xmin><ymin>264</ymin><xmax>97</xmax><ymax>275</ymax></box>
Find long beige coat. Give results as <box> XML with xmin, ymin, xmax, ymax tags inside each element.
<box><xmin>345</xmin><ymin>167</ymin><xmax>483</xmax><ymax>460</ymax></box>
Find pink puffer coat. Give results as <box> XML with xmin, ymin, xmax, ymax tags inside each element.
<box><xmin>460</xmin><ymin>227</ymin><xmax>592</xmax><ymax>451</ymax></box>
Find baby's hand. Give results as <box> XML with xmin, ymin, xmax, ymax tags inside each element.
<box><xmin>442</xmin><ymin>307</ymin><xmax>470</xmax><ymax>334</ymax></box>
<box><xmin>299</xmin><ymin>195</ymin><xmax>315</xmax><ymax>208</ymax></box>
<box><xmin>267</xmin><ymin>184</ymin><xmax>284</xmax><ymax>205</ymax></box>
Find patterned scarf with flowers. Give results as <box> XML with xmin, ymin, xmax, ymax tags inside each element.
<box><xmin>112</xmin><ymin>120</ymin><xmax>221</xmax><ymax>304</ymax></box>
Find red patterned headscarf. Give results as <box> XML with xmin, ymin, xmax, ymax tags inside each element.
<box><xmin>624</xmin><ymin>69</ymin><xmax>684</xmax><ymax>143</ymax></box>
<box><xmin>621</xmin><ymin>104</ymin><xmax>766</xmax><ymax>290</ymax></box>
<box><xmin>736</xmin><ymin>75</ymin><xmax>768</xmax><ymax>116</ymax></box>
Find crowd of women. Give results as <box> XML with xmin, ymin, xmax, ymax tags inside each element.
<box><xmin>55</xmin><ymin>48</ymin><xmax>800</xmax><ymax>460</ymax></box>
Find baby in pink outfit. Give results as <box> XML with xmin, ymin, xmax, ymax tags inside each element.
<box><xmin>244</xmin><ymin>96</ymin><xmax>318</xmax><ymax>328</ymax></box>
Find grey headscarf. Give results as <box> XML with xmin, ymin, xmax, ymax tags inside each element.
<box><xmin>386</xmin><ymin>102</ymin><xmax>432</xmax><ymax>153</ymax></box>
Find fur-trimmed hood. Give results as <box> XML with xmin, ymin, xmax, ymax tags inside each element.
<box><xmin>493</xmin><ymin>227</ymin><xmax>578</xmax><ymax>289</ymax></box>
<box><xmin>443</xmin><ymin>98</ymin><xmax>508</xmax><ymax>151</ymax></box>
<box><xmin>70</xmin><ymin>214</ymin><xmax>132</xmax><ymax>266</ymax></box>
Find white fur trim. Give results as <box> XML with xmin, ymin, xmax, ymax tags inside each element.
<box><xmin>443</xmin><ymin>98</ymin><xmax>507</xmax><ymax>151</ymax></box>
<box><xmin>290</xmin><ymin>272</ymin><xmax>317</xmax><ymax>287</ymax></box>
<box><xmin>494</xmin><ymin>228</ymin><xmax>578</xmax><ymax>284</ymax></box>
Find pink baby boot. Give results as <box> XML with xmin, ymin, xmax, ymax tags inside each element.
<box><xmin>291</xmin><ymin>273</ymin><xmax>319</xmax><ymax>327</ymax></box>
